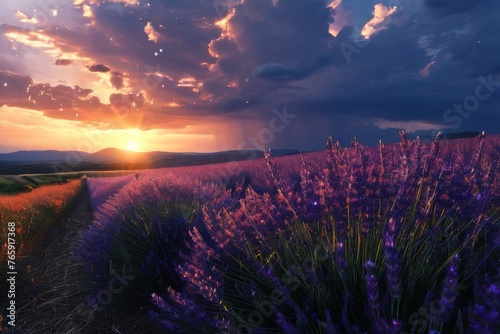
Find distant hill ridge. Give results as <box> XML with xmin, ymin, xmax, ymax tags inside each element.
<box><xmin>0</xmin><ymin>150</ymin><xmax>90</xmax><ymax>163</ymax></box>
<box><xmin>0</xmin><ymin>131</ymin><xmax>489</xmax><ymax>164</ymax></box>
<box><xmin>0</xmin><ymin>148</ymin><xmax>302</xmax><ymax>163</ymax></box>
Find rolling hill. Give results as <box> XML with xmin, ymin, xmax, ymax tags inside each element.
<box><xmin>0</xmin><ymin>148</ymin><xmax>303</xmax><ymax>175</ymax></box>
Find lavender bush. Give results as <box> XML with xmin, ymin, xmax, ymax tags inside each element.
<box><xmin>81</xmin><ymin>133</ymin><xmax>500</xmax><ymax>333</ymax></box>
<box><xmin>86</xmin><ymin>174</ymin><xmax>135</xmax><ymax>210</ymax></box>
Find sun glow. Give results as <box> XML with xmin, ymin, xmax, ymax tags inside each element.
<box><xmin>126</xmin><ymin>139</ymin><xmax>139</xmax><ymax>151</ymax></box>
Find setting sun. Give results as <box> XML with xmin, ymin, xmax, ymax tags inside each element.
<box><xmin>126</xmin><ymin>139</ymin><xmax>139</xmax><ymax>152</ymax></box>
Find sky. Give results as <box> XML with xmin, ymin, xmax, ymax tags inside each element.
<box><xmin>0</xmin><ymin>0</ymin><xmax>499</xmax><ymax>153</ymax></box>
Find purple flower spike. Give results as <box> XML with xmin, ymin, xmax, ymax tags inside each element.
<box><xmin>383</xmin><ymin>232</ymin><xmax>401</xmax><ymax>299</ymax></box>
<box><xmin>364</xmin><ymin>260</ymin><xmax>380</xmax><ymax>311</ymax></box>
<box><xmin>276</xmin><ymin>311</ymin><xmax>299</xmax><ymax>334</ymax></box>
<box><xmin>468</xmin><ymin>283</ymin><xmax>500</xmax><ymax>333</ymax></box>
<box><xmin>433</xmin><ymin>254</ymin><xmax>460</xmax><ymax>325</ymax></box>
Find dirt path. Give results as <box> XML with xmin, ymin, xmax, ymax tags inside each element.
<box><xmin>10</xmin><ymin>186</ymin><xmax>160</xmax><ymax>334</ymax></box>
<box><xmin>14</xmin><ymin>189</ymin><xmax>96</xmax><ymax>333</ymax></box>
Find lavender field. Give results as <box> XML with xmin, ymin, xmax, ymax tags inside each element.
<box><xmin>75</xmin><ymin>133</ymin><xmax>499</xmax><ymax>333</ymax></box>
<box><xmin>3</xmin><ymin>1</ymin><xmax>500</xmax><ymax>332</ymax></box>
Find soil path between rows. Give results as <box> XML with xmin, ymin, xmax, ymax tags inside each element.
<box><xmin>14</xmin><ymin>187</ymin><xmax>95</xmax><ymax>333</ymax></box>
<box><xmin>13</xmin><ymin>186</ymin><xmax>157</xmax><ymax>334</ymax></box>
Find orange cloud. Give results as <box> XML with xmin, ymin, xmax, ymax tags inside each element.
<box><xmin>327</xmin><ymin>0</ymin><xmax>342</xmax><ymax>10</ymax></box>
<box><xmin>15</xmin><ymin>10</ymin><xmax>39</xmax><ymax>24</ymax></box>
<box><xmin>177</xmin><ymin>76</ymin><xmax>202</xmax><ymax>93</ymax></box>
<box><xmin>4</xmin><ymin>30</ymin><xmax>55</xmax><ymax>49</ymax></box>
<box><xmin>361</xmin><ymin>4</ymin><xmax>398</xmax><ymax>39</ymax></box>
<box><xmin>215</xmin><ymin>7</ymin><xmax>236</xmax><ymax>31</ymax></box>
<box><xmin>328</xmin><ymin>4</ymin><xmax>350</xmax><ymax>37</ymax></box>
<box><xmin>214</xmin><ymin>6</ymin><xmax>240</xmax><ymax>49</ymax></box>
<box><xmin>82</xmin><ymin>4</ymin><xmax>94</xmax><ymax>18</ymax></box>
<box><xmin>3</xmin><ymin>27</ymin><xmax>84</xmax><ymax>63</ymax></box>
<box><xmin>418</xmin><ymin>59</ymin><xmax>436</xmax><ymax>78</ymax></box>
<box><xmin>144</xmin><ymin>22</ymin><xmax>166</xmax><ymax>43</ymax></box>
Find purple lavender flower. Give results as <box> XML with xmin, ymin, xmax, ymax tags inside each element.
<box><xmin>383</xmin><ymin>231</ymin><xmax>401</xmax><ymax>299</ymax></box>
<box><xmin>468</xmin><ymin>283</ymin><xmax>500</xmax><ymax>333</ymax></box>
<box><xmin>276</xmin><ymin>311</ymin><xmax>299</xmax><ymax>334</ymax></box>
<box><xmin>364</xmin><ymin>260</ymin><xmax>388</xmax><ymax>334</ymax></box>
<box><xmin>318</xmin><ymin>310</ymin><xmax>339</xmax><ymax>333</ymax></box>
<box><xmin>335</xmin><ymin>220</ymin><xmax>347</xmax><ymax>270</ymax></box>
<box><xmin>364</xmin><ymin>260</ymin><xmax>380</xmax><ymax>311</ymax></box>
<box><xmin>438</xmin><ymin>254</ymin><xmax>460</xmax><ymax>323</ymax></box>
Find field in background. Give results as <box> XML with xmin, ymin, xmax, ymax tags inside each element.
<box><xmin>0</xmin><ymin>170</ymin><xmax>135</xmax><ymax>194</ymax></box>
<box><xmin>78</xmin><ymin>133</ymin><xmax>499</xmax><ymax>333</ymax></box>
<box><xmin>0</xmin><ymin>134</ymin><xmax>498</xmax><ymax>333</ymax></box>
<box><xmin>0</xmin><ymin>180</ymin><xmax>83</xmax><ymax>281</ymax></box>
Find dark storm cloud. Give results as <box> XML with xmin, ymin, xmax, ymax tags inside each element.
<box><xmin>28</xmin><ymin>84</ymin><xmax>96</xmax><ymax>103</ymax></box>
<box><xmin>0</xmin><ymin>69</ymin><xmax>97</xmax><ymax>114</ymax></box>
<box><xmin>238</xmin><ymin>0</ymin><xmax>500</xmax><ymax>146</ymax></box>
<box><xmin>2</xmin><ymin>0</ymin><xmax>500</xmax><ymax>148</ymax></box>
<box><xmin>0</xmin><ymin>71</ymin><xmax>33</xmax><ymax>107</ymax></box>
<box><xmin>87</xmin><ymin>64</ymin><xmax>111</xmax><ymax>73</ymax></box>
<box><xmin>424</xmin><ymin>0</ymin><xmax>483</xmax><ymax>14</ymax></box>
<box><xmin>0</xmin><ymin>69</ymin><xmax>171</xmax><ymax>129</ymax></box>
<box><xmin>109</xmin><ymin>93</ymin><xmax>146</xmax><ymax>110</ymax></box>
<box><xmin>219</xmin><ymin>95</ymin><xmax>261</xmax><ymax>112</ymax></box>
<box><xmin>288</xmin><ymin>24</ymin><xmax>499</xmax><ymax>125</ymax></box>
<box><xmin>55</xmin><ymin>59</ymin><xmax>74</xmax><ymax>66</ymax></box>
<box><xmin>193</xmin><ymin>0</ymin><xmax>337</xmax><ymax>114</ymax></box>
<box><xmin>254</xmin><ymin>56</ymin><xmax>336</xmax><ymax>82</ymax></box>
<box><xmin>87</xmin><ymin>1</ymin><xmax>219</xmax><ymax>73</ymax></box>
<box><xmin>444</xmin><ymin>21</ymin><xmax>500</xmax><ymax>76</ymax></box>
<box><xmin>43</xmin><ymin>0</ymin><xmax>224</xmax><ymax>109</ymax></box>
<box><xmin>0</xmin><ymin>70</ymin><xmax>115</xmax><ymax>125</ymax></box>
<box><xmin>231</xmin><ymin>0</ymin><xmax>331</xmax><ymax>64</ymax></box>
<box><xmin>26</xmin><ymin>83</ymin><xmax>104</xmax><ymax>119</ymax></box>
<box><xmin>208</xmin><ymin>35</ymin><xmax>241</xmax><ymax>79</ymax></box>
<box><xmin>110</xmin><ymin>71</ymin><xmax>124</xmax><ymax>90</ymax></box>
<box><xmin>31</xmin><ymin>0</ymin><xmax>336</xmax><ymax>121</ymax></box>
<box><xmin>202</xmin><ymin>79</ymin><xmax>229</xmax><ymax>96</ymax></box>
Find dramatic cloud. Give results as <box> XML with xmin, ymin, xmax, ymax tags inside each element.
<box><xmin>3</xmin><ymin>26</ymin><xmax>57</xmax><ymax>50</ymax></box>
<box><xmin>0</xmin><ymin>71</ymin><xmax>33</xmax><ymax>107</ymax></box>
<box><xmin>361</xmin><ymin>4</ymin><xmax>398</xmax><ymax>39</ymax></box>
<box><xmin>110</xmin><ymin>71</ymin><xmax>125</xmax><ymax>90</ymax></box>
<box><xmin>55</xmin><ymin>59</ymin><xmax>74</xmax><ymax>66</ymax></box>
<box><xmin>87</xmin><ymin>64</ymin><xmax>111</xmax><ymax>73</ymax></box>
<box><xmin>424</xmin><ymin>0</ymin><xmax>482</xmax><ymax>15</ymax></box>
<box><xmin>82</xmin><ymin>5</ymin><xmax>95</xmax><ymax>19</ymax></box>
<box><xmin>144</xmin><ymin>22</ymin><xmax>166</xmax><ymax>43</ymax></box>
<box><xmin>14</xmin><ymin>10</ymin><xmax>39</xmax><ymax>24</ymax></box>
<box><xmin>328</xmin><ymin>4</ymin><xmax>350</xmax><ymax>37</ymax></box>
<box><xmin>0</xmin><ymin>0</ymin><xmax>499</xmax><ymax>153</ymax></box>
<box><xmin>254</xmin><ymin>56</ymin><xmax>336</xmax><ymax>82</ymax></box>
